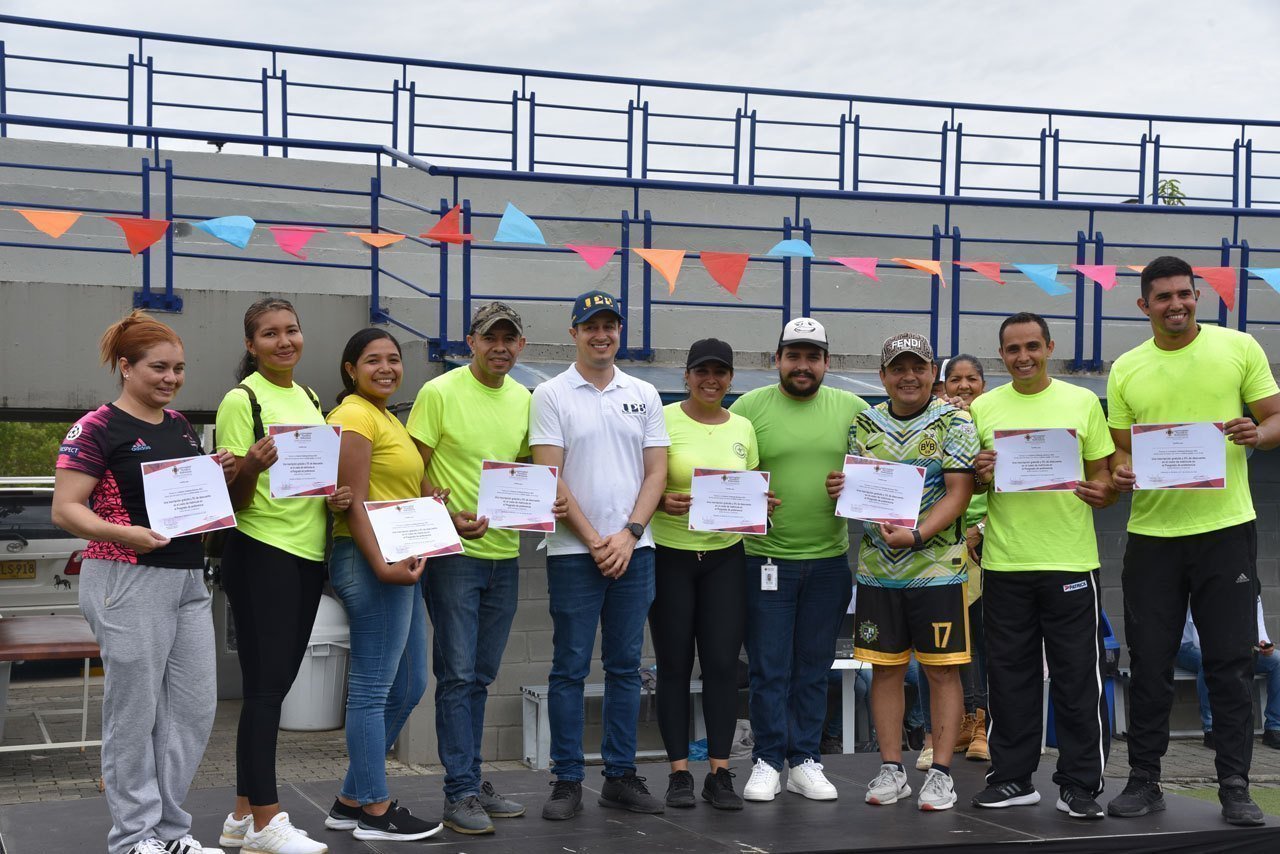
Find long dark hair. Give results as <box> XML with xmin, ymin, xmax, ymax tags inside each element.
<box><xmin>237</xmin><ymin>297</ymin><xmax>300</xmax><ymax>381</ymax></box>
<box><xmin>337</xmin><ymin>328</ymin><xmax>402</xmax><ymax>403</ymax></box>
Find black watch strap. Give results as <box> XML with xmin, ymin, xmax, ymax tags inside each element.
<box><xmin>626</xmin><ymin>522</ymin><xmax>644</xmax><ymax>539</ymax></box>
<box><xmin>911</xmin><ymin>528</ymin><xmax>924</xmax><ymax>550</ymax></box>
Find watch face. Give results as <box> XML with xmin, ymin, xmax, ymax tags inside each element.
<box><xmin>628</xmin><ymin>522</ymin><xmax>644</xmax><ymax>538</ymax></box>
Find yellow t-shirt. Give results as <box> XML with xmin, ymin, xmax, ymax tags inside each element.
<box><xmin>214</xmin><ymin>372</ymin><xmax>328</xmax><ymax>562</ymax></box>
<box><xmin>651</xmin><ymin>403</ymin><xmax>760</xmax><ymax>551</ymax></box>
<box><xmin>970</xmin><ymin>379</ymin><xmax>1115</xmax><ymax>572</ymax></box>
<box><xmin>326</xmin><ymin>394</ymin><xmax>424</xmax><ymax>540</ymax></box>
<box><xmin>405</xmin><ymin>366</ymin><xmax>531</xmax><ymax>561</ymax></box>
<box><xmin>1107</xmin><ymin>324</ymin><xmax>1279</xmax><ymax>537</ymax></box>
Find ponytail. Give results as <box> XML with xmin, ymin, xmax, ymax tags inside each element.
<box><xmin>99</xmin><ymin>310</ymin><xmax>183</xmax><ymax>384</ymax></box>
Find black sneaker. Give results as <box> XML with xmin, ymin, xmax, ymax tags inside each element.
<box><xmin>443</xmin><ymin>795</ymin><xmax>495</xmax><ymax>835</ymax></box>
<box><xmin>1218</xmin><ymin>776</ymin><xmax>1265</xmax><ymax>826</ymax></box>
<box><xmin>905</xmin><ymin>725</ymin><xmax>926</xmax><ymax>752</ymax></box>
<box><xmin>665</xmin><ymin>770</ymin><xmax>696</xmax><ymax>808</ymax></box>
<box><xmin>702</xmin><ymin>767</ymin><xmax>744</xmax><ymax>811</ymax></box>
<box><xmin>1056</xmin><ymin>785</ymin><xmax>1104</xmax><ymax>819</ymax></box>
<box><xmin>541</xmin><ymin>780</ymin><xmax>583</xmax><ymax>821</ymax></box>
<box><xmin>599</xmin><ymin>772</ymin><xmax>665</xmax><ymax>814</ymax></box>
<box><xmin>325</xmin><ymin>797</ymin><xmax>362</xmax><ymax>830</ymax></box>
<box><xmin>353</xmin><ymin>801</ymin><xmax>443</xmax><ymax>842</ymax></box>
<box><xmin>478</xmin><ymin>780</ymin><xmax>526</xmax><ymax>817</ymax></box>
<box><xmin>1262</xmin><ymin>730</ymin><xmax>1280</xmax><ymax>750</ymax></box>
<box><xmin>1106</xmin><ymin>775</ymin><xmax>1165</xmax><ymax>818</ymax></box>
<box><xmin>972</xmin><ymin>780</ymin><xmax>1041</xmax><ymax>808</ymax></box>
<box><xmin>1203</xmin><ymin>730</ymin><xmax>1215</xmax><ymax>749</ymax></box>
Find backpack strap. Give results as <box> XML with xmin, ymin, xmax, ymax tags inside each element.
<box><xmin>301</xmin><ymin>385</ymin><xmax>323</xmax><ymax>415</ymax></box>
<box><xmin>234</xmin><ymin>383</ymin><xmax>265</xmax><ymax>442</ymax></box>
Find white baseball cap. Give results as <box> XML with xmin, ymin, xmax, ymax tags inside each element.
<box><xmin>778</xmin><ymin>317</ymin><xmax>828</xmax><ymax>351</ymax></box>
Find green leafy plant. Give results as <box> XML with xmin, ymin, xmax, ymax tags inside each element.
<box><xmin>1157</xmin><ymin>178</ymin><xmax>1187</xmax><ymax>206</ymax></box>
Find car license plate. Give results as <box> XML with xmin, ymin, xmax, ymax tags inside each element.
<box><xmin>0</xmin><ymin>560</ymin><xmax>37</xmax><ymax>580</ymax></box>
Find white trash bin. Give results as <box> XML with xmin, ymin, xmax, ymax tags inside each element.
<box><xmin>280</xmin><ymin>594</ymin><xmax>350</xmax><ymax>731</ymax></box>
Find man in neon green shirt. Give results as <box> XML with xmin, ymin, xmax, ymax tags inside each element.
<box><xmin>1105</xmin><ymin>256</ymin><xmax>1280</xmax><ymax>827</ymax></box>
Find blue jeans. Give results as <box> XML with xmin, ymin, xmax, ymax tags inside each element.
<box><xmin>744</xmin><ymin>554</ymin><xmax>853</xmax><ymax>770</ymax></box>
<box><xmin>422</xmin><ymin>554</ymin><xmax>519</xmax><ymax>801</ymax></box>
<box><xmin>546</xmin><ymin>548</ymin><xmax>655</xmax><ymax>781</ymax></box>
<box><xmin>329</xmin><ymin>538</ymin><xmax>429</xmax><ymax>803</ymax></box>
<box><xmin>1178</xmin><ymin>642</ymin><xmax>1280</xmax><ymax>733</ymax></box>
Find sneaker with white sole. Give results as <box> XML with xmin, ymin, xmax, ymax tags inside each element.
<box><xmin>917</xmin><ymin>768</ymin><xmax>957</xmax><ymax>811</ymax></box>
<box><xmin>323</xmin><ymin>799</ymin><xmax>361</xmax><ymax>831</ymax></box>
<box><xmin>786</xmin><ymin>758</ymin><xmax>838</xmax><ymax>800</ymax></box>
<box><xmin>353</xmin><ymin>801</ymin><xmax>442</xmax><ymax>842</ymax></box>
<box><xmin>865</xmin><ymin>763</ymin><xmax>911</xmax><ymax>805</ymax></box>
<box><xmin>915</xmin><ymin>747</ymin><xmax>934</xmax><ymax>771</ymax></box>
<box><xmin>220</xmin><ymin>813</ymin><xmax>251</xmax><ymax>848</ymax></box>
<box><xmin>164</xmin><ymin>835</ymin><xmax>224</xmax><ymax>853</ymax></box>
<box><xmin>742</xmin><ymin>759</ymin><xmax>782</xmax><ymax>802</ymax></box>
<box><xmin>129</xmin><ymin>841</ymin><xmax>167</xmax><ymax>854</ymax></box>
<box><xmin>972</xmin><ymin>779</ymin><xmax>1041</xmax><ymax>808</ymax></box>
<box><xmin>241</xmin><ymin>812</ymin><xmax>328</xmax><ymax>854</ymax></box>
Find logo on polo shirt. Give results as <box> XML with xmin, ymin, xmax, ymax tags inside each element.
<box><xmin>733</xmin><ymin>442</ymin><xmax>747</xmax><ymax>459</ymax></box>
<box><xmin>621</xmin><ymin>403</ymin><xmax>647</xmax><ymax>414</ymax></box>
<box><xmin>131</xmin><ymin>438</ymin><xmax>152</xmax><ymax>452</ymax></box>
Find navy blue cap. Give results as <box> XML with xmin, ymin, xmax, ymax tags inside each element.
<box><xmin>571</xmin><ymin>290</ymin><xmax>623</xmax><ymax>325</ymax></box>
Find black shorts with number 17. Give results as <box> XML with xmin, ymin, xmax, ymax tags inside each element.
<box><xmin>853</xmin><ymin>582</ymin><xmax>971</xmax><ymax>667</ymax></box>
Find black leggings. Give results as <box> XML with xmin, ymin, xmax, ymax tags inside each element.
<box><xmin>221</xmin><ymin>529</ymin><xmax>324</xmax><ymax>805</ymax></box>
<box><xmin>649</xmin><ymin>543</ymin><xmax>747</xmax><ymax>761</ymax></box>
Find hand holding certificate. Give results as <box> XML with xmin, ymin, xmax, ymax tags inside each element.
<box><xmin>1131</xmin><ymin>422</ymin><xmax>1227</xmax><ymax>490</ymax></box>
<box><xmin>992</xmin><ymin>428</ymin><xmax>1081</xmax><ymax>492</ymax></box>
<box><xmin>689</xmin><ymin>469</ymin><xmax>770</xmax><ymax>535</ymax></box>
<box><xmin>141</xmin><ymin>454</ymin><xmax>237</xmax><ymax>539</ymax></box>
<box><xmin>365</xmin><ymin>497</ymin><xmax>464</xmax><ymax>563</ymax></box>
<box><xmin>476</xmin><ymin>460</ymin><xmax>559</xmax><ymax>532</ymax></box>
<box><xmin>268</xmin><ymin>424</ymin><xmax>342</xmax><ymax>498</ymax></box>
<box><xmin>835</xmin><ymin>455</ymin><xmax>926</xmax><ymax>528</ymax></box>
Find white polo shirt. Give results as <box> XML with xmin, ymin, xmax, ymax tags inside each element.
<box><xmin>530</xmin><ymin>363</ymin><xmax>669</xmax><ymax>556</ymax></box>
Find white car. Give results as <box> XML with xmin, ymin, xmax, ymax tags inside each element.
<box><xmin>0</xmin><ymin>477</ymin><xmax>88</xmax><ymax>618</ymax></box>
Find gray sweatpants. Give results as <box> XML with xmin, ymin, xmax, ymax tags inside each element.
<box><xmin>79</xmin><ymin>559</ymin><xmax>217</xmax><ymax>854</ymax></box>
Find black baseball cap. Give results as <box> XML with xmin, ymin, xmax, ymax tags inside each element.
<box><xmin>571</xmin><ymin>290</ymin><xmax>622</xmax><ymax>325</ymax></box>
<box><xmin>686</xmin><ymin>338</ymin><xmax>734</xmax><ymax>369</ymax></box>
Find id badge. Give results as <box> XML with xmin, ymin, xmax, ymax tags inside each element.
<box><xmin>761</xmin><ymin>560</ymin><xmax>778</xmax><ymax>591</ymax></box>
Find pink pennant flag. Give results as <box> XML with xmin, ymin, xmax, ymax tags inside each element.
<box><xmin>1072</xmin><ymin>264</ymin><xmax>1118</xmax><ymax>290</ymax></box>
<box><xmin>1192</xmin><ymin>266</ymin><xmax>1237</xmax><ymax>310</ymax></box>
<box><xmin>830</xmin><ymin>257</ymin><xmax>879</xmax><ymax>281</ymax></box>
<box><xmin>268</xmin><ymin>226</ymin><xmax>326</xmax><ymax>260</ymax></box>
<box><xmin>961</xmin><ymin>261</ymin><xmax>1005</xmax><ymax>285</ymax></box>
<box><xmin>891</xmin><ymin>257</ymin><xmax>946</xmax><ymax>288</ymax></box>
<box><xmin>565</xmin><ymin>244</ymin><xmax>617</xmax><ymax>270</ymax></box>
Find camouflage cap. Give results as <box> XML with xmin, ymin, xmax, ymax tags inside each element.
<box><xmin>469</xmin><ymin>301</ymin><xmax>524</xmax><ymax>336</ymax></box>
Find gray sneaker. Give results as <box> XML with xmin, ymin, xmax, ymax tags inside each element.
<box><xmin>443</xmin><ymin>796</ymin><xmax>495</xmax><ymax>835</ymax></box>
<box><xmin>478</xmin><ymin>780</ymin><xmax>526</xmax><ymax>818</ymax></box>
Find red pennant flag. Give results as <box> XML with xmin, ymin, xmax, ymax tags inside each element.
<box><xmin>830</xmin><ymin>257</ymin><xmax>879</xmax><ymax>281</ymax></box>
<box><xmin>421</xmin><ymin>204</ymin><xmax>473</xmax><ymax>244</ymax></box>
<box><xmin>699</xmin><ymin>252</ymin><xmax>749</xmax><ymax>297</ymax></box>
<box><xmin>1193</xmin><ymin>267</ymin><xmax>1237</xmax><ymax>310</ymax></box>
<box><xmin>268</xmin><ymin>226</ymin><xmax>326</xmax><ymax>260</ymax></box>
<box><xmin>106</xmin><ymin>217</ymin><xmax>170</xmax><ymax>256</ymax></box>
<box><xmin>17</xmin><ymin>209</ymin><xmax>81</xmax><ymax>239</ymax></box>
<box><xmin>891</xmin><ymin>257</ymin><xmax>946</xmax><ymax>288</ymax></box>
<box><xmin>347</xmin><ymin>232</ymin><xmax>405</xmax><ymax>249</ymax></box>
<box><xmin>961</xmin><ymin>261</ymin><xmax>1005</xmax><ymax>285</ymax></box>
<box><xmin>565</xmin><ymin>244</ymin><xmax>618</xmax><ymax>270</ymax></box>
<box><xmin>1072</xmin><ymin>264</ymin><xmax>1118</xmax><ymax>290</ymax></box>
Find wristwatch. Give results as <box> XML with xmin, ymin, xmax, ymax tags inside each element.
<box><xmin>911</xmin><ymin>528</ymin><xmax>924</xmax><ymax>550</ymax></box>
<box><xmin>626</xmin><ymin>522</ymin><xmax>645</xmax><ymax>539</ymax></box>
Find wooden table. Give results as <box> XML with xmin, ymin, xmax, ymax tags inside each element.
<box><xmin>0</xmin><ymin>615</ymin><xmax>101</xmax><ymax>754</ymax></box>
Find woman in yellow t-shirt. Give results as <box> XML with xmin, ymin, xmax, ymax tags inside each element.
<box><xmin>649</xmin><ymin>339</ymin><xmax>765</xmax><ymax>811</ymax></box>
<box><xmin>325</xmin><ymin>329</ymin><xmax>442</xmax><ymax>843</ymax></box>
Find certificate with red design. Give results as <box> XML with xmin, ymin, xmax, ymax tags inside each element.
<box><xmin>475</xmin><ymin>460</ymin><xmax>559</xmax><ymax>532</ymax></box>
<box><xmin>268</xmin><ymin>424</ymin><xmax>342</xmax><ymax>498</ymax></box>
<box><xmin>1131</xmin><ymin>422</ymin><xmax>1226</xmax><ymax>490</ymax></box>
<box><xmin>140</xmin><ymin>454</ymin><xmax>236</xmax><ymax>539</ymax></box>
<box><xmin>835</xmin><ymin>455</ymin><xmax>925</xmax><ymax>528</ymax></box>
<box><xmin>992</xmin><ymin>428</ymin><xmax>1081</xmax><ymax>492</ymax></box>
<box><xmin>364</xmin><ymin>497</ymin><xmax>464</xmax><ymax>562</ymax></box>
<box><xmin>689</xmin><ymin>468</ymin><xmax>770</xmax><ymax>534</ymax></box>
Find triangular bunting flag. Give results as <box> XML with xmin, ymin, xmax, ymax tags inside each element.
<box><xmin>961</xmin><ymin>261</ymin><xmax>1005</xmax><ymax>285</ymax></box>
<box><xmin>1014</xmin><ymin>263</ymin><xmax>1071</xmax><ymax>296</ymax></box>
<box><xmin>17</xmin><ymin>209</ymin><xmax>81</xmax><ymax>239</ymax></box>
<box><xmin>699</xmin><ymin>252</ymin><xmax>750</xmax><ymax>297</ymax></box>
<box><xmin>106</xmin><ymin>217</ymin><xmax>171</xmax><ymax>256</ymax></box>
<box><xmin>891</xmin><ymin>258</ymin><xmax>946</xmax><ymax>287</ymax></box>
<box><xmin>766</xmin><ymin>239</ymin><xmax>815</xmax><ymax>257</ymax></box>
<box><xmin>347</xmin><ymin>232</ymin><xmax>406</xmax><ymax>249</ymax></box>
<box><xmin>565</xmin><ymin>244</ymin><xmax>617</xmax><ymax>270</ymax></box>
<box><xmin>193</xmin><ymin>215</ymin><xmax>256</xmax><ymax>249</ymax></box>
<box><xmin>1247</xmin><ymin>267</ymin><xmax>1280</xmax><ymax>294</ymax></box>
<box><xmin>830</xmin><ymin>257</ymin><xmax>880</xmax><ymax>281</ymax></box>
<box><xmin>1126</xmin><ymin>265</ymin><xmax>1145</xmax><ymax>274</ymax></box>
<box><xmin>1072</xmin><ymin>264</ymin><xmax>1118</xmax><ymax>291</ymax></box>
<box><xmin>493</xmin><ymin>202</ymin><xmax>546</xmax><ymax>245</ymax></box>
<box><xmin>1193</xmin><ymin>266</ymin><xmax>1237</xmax><ymax>310</ymax></box>
<box><xmin>634</xmin><ymin>248</ymin><xmax>686</xmax><ymax>295</ymax></box>
<box><xmin>267</xmin><ymin>225</ymin><xmax>326</xmax><ymax>260</ymax></box>
<box><xmin>422</xmin><ymin>204</ymin><xmax>473</xmax><ymax>244</ymax></box>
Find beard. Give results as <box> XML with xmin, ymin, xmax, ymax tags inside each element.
<box><xmin>779</xmin><ymin>370</ymin><xmax>822</xmax><ymax>399</ymax></box>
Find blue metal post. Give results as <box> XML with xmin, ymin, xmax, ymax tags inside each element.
<box><xmin>509</xmin><ymin>91</ymin><xmax>519</xmax><ymax>170</ymax></box>
<box><xmin>837</xmin><ymin>114</ymin><xmax>846</xmax><ymax>190</ymax></box>
<box><xmin>851</xmin><ymin>114</ymin><xmax>860</xmax><ymax>191</ymax></box>
<box><xmin>641</xmin><ymin>101</ymin><xmax>650</xmax><ymax>180</ymax></box>
<box><xmin>1151</xmin><ymin>135</ymin><xmax>1161</xmax><ymax>202</ymax></box>
<box><xmin>1038</xmin><ymin>128</ymin><xmax>1047</xmax><ymax>199</ymax></box>
<box><xmin>407</xmin><ymin>81</ymin><xmax>417</xmax><ymax>155</ymax></box>
<box><xmin>369</xmin><ymin>175</ymin><xmax>380</xmax><ymax>319</ymax></box>
<box><xmin>391</xmin><ymin>80</ymin><xmax>400</xmax><ymax>154</ymax></box>
<box><xmin>528</xmin><ymin>91</ymin><xmax>537</xmax><ymax>172</ymax></box>
<box><xmin>801</xmin><ymin>218</ymin><xmax>813</xmax><ymax>316</ymax></box>
<box><xmin>1137</xmin><ymin>133</ymin><xmax>1148</xmax><ymax>203</ymax></box>
<box><xmin>435</xmin><ymin>197</ymin><xmax>449</xmax><ymax>356</ymax></box>
<box><xmin>1218</xmin><ymin>237</ymin><xmax>1231</xmax><ymax>327</ymax></box>
<box><xmin>1238</xmin><ymin>240</ymin><xmax>1251</xmax><ymax>331</ymax></box>
<box><xmin>782</xmin><ymin>216</ymin><xmax>793</xmax><ymax>321</ymax></box>
<box><xmin>929</xmin><ymin>225</ymin><xmax>941</xmax><ymax>350</ymax></box>
<box><xmin>461</xmin><ymin>199</ymin><xmax>473</xmax><ymax>340</ymax></box>
<box><xmin>280</xmin><ymin>68</ymin><xmax>290</xmax><ymax>157</ymax></box>
<box><xmin>642</xmin><ymin>210</ymin><xmax>654</xmax><ymax>357</ymax></box>
<box><xmin>0</xmin><ymin>40</ymin><xmax>6</xmax><ymax>138</ymax></box>
<box><xmin>747</xmin><ymin>109</ymin><xmax>757</xmax><ymax>185</ymax></box>
<box><xmin>145</xmin><ymin>56</ymin><xmax>154</xmax><ymax>147</ymax></box>
<box><xmin>260</xmin><ymin>68</ymin><xmax>269</xmax><ymax>156</ymax></box>
<box><xmin>953</xmin><ymin>123</ymin><xmax>963</xmax><ymax>196</ymax></box>
<box><xmin>621</xmin><ymin>210</ymin><xmax>632</xmax><ymax>356</ymax></box>
<box><xmin>1232</xmin><ymin>139</ymin><xmax>1241</xmax><ymax>208</ymax></box>
<box><xmin>938</xmin><ymin>121</ymin><xmax>949</xmax><ymax>196</ymax></box>
<box><xmin>733</xmin><ymin>108</ymin><xmax>743</xmax><ymax>185</ymax></box>
<box><xmin>1091</xmin><ymin>231</ymin><xmax>1105</xmax><ymax>370</ymax></box>
<box><xmin>949</xmin><ymin>227</ymin><xmax>962</xmax><ymax>356</ymax></box>
<box><xmin>133</xmin><ymin>157</ymin><xmax>152</xmax><ymax>309</ymax></box>
<box><xmin>1073</xmin><ymin>231</ymin><xmax>1086</xmax><ymax>370</ymax></box>
<box><xmin>1245</xmin><ymin>140</ymin><xmax>1254</xmax><ymax>207</ymax></box>
<box><xmin>1051</xmin><ymin>130</ymin><xmax>1060</xmax><ymax>200</ymax></box>
<box><xmin>626</xmin><ymin>100</ymin><xmax>635</xmax><ymax>178</ymax></box>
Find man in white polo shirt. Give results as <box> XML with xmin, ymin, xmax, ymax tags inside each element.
<box><xmin>530</xmin><ymin>290</ymin><xmax>670</xmax><ymax>821</ymax></box>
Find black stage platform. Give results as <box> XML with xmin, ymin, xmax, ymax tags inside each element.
<box><xmin>3</xmin><ymin>754</ymin><xmax>1276</xmax><ymax>854</ymax></box>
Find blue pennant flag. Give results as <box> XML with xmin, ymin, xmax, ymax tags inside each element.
<box><xmin>1247</xmin><ymin>267</ymin><xmax>1280</xmax><ymax>294</ymax></box>
<box><xmin>1014</xmin><ymin>263</ymin><xmax>1071</xmax><ymax>296</ymax></box>
<box><xmin>493</xmin><ymin>203</ymin><xmax>546</xmax><ymax>245</ymax></box>
<box><xmin>766</xmin><ymin>239</ymin><xmax>815</xmax><ymax>257</ymax></box>
<box><xmin>193</xmin><ymin>215</ymin><xmax>255</xmax><ymax>249</ymax></box>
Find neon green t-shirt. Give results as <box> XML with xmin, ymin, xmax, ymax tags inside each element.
<box><xmin>651</xmin><ymin>402</ymin><xmax>760</xmax><ymax>551</ymax></box>
<box><xmin>965</xmin><ymin>492</ymin><xmax>988</xmax><ymax>529</ymax></box>
<box><xmin>1107</xmin><ymin>324</ymin><xmax>1279</xmax><ymax>537</ymax></box>
<box><xmin>405</xmin><ymin>366</ymin><xmax>531</xmax><ymax>561</ymax></box>
<box><xmin>214</xmin><ymin>372</ymin><xmax>328</xmax><ymax>562</ymax></box>
<box><xmin>327</xmin><ymin>394</ymin><xmax>424</xmax><ymax>541</ymax></box>
<box><xmin>729</xmin><ymin>384</ymin><xmax>868</xmax><ymax>560</ymax></box>
<box><xmin>971</xmin><ymin>379</ymin><xmax>1115</xmax><ymax>572</ymax></box>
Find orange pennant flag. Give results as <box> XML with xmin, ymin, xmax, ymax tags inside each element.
<box><xmin>106</xmin><ymin>217</ymin><xmax>171</xmax><ymax>256</ymax></box>
<box><xmin>347</xmin><ymin>232</ymin><xmax>406</xmax><ymax>249</ymax></box>
<box><xmin>1193</xmin><ymin>267</ymin><xmax>1237</xmax><ymax>310</ymax></box>
<box><xmin>891</xmin><ymin>257</ymin><xmax>946</xmax><ymax>288</ymax></box>
<box><xmin>1126</xmin><ymin>265</ymin><xmax>1145</xmax><ymax>274</ymax></box>
<box><xmin>17</xmin><ymin>209</ymin><xmax>81</xmax><ymax>239</ymax></box>
<box><xmin>961</xmin><ymin>261</ymin><xmax>1005</xmax><ymax>285</ymax></box>
<box><xmin>634</xmin><ymin>248</ymin><xmax>686</xmax><ymax>295</ymax></box>
<box><xmin>421</xmin><ymin>204</ymin><xmax>473</xmax><ymax>244</ymax></box>
<box><xmin>699</xmin><ymin>252</ymin><xmax>750</xmax><ymax>297</ymax></box>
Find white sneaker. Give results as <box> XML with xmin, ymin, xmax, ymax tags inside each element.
<box><xmin>786</xmin><ymin>758</ymin><xmax>838</xmax><ymax>800</ymax></box>
<box><xmin>164</xmin><ymin>836</ymin><xmax>225</xmax><ymax>853</ymax></box>
<box><xmin>742</xmin><ymin>759</ymin><xmax>782</xmax><ymax>802</ymax></box>
<box><xmin>242</xmin><ymin>813</ymin><xmax>327</xmax><ymax>854</ymax></box>
<box><xmin>915</xmin><ymin>746</ymin><xmax>934</xmax><ymax>771</ymax></box>
<box><xmin>220</xmin><ymin>813</ymin><xmax>251</xmax><ymax>848</ymax></box>
<box><xmin>917</xmin><ymin>768</ymin><xmax>958</xmax><ymax>811</ymax></box>
<box><xmin>865</xmin><ymin>763</ymin><xmax>912</xmax><ymax>805</ymax></box>
<box><xmin>129</xmin><ymin>841</ymin><xmax>167</xmax><ymax>854</ymax></box>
